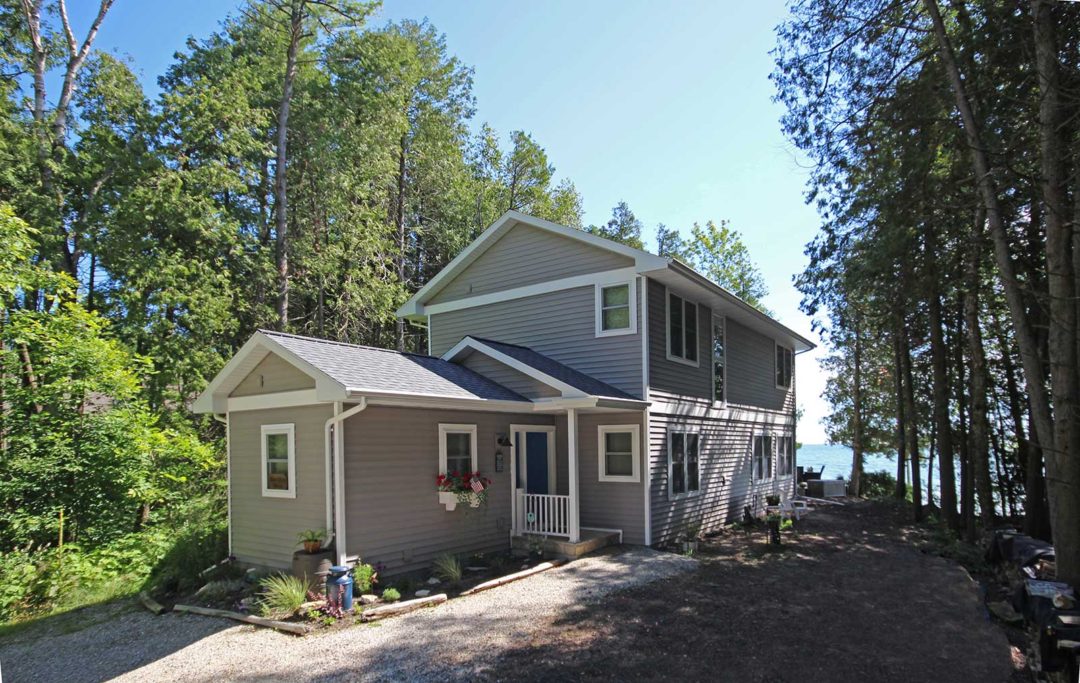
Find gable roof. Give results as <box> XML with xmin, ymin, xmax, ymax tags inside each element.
<box><xmin>192</xmin><ymin>330</ymin><xmax>528</xmax><ymax>413</ymax></box>
<box><xmin>396</xmin><ymin>211</ymin><xmax>815</xmax><ymax>353</ymax></box>
<box><xmin>442</xmin><ymin>336</ymin><xmax>640</xmax><ymax>402</ymax></box>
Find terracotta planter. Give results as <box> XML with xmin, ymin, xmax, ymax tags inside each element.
<box><xmin>302</xmin><ymin>540</ymin><xmax>322</xmax><ymax>554</ymax></box>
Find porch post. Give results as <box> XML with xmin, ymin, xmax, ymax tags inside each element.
<box><xmin>567</xmin><ymin>408</ymin><xmax>581</xmax><ymax>543</ymax></box>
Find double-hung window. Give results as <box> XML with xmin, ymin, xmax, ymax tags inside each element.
<box><xmin>753</xmin><ymin>434</ymin><xmax>774</xmax><ymax>481</ymax></box>
<box><xmin>776</xmin><ymin>343</ymin><xmax>793</xmax><ymax>389</ymax></box>
<box><xmin>712</xmin><ymin>315</ymin><xmax>726</xmax><ymax>404</ymax></box>
<box><xmin>261</xmin><ymin>424</ymin><xmax>296</xmax><ymax>498</ymax></box>
<box><xmin>439</xmin><ymin>424</ymin><xmax>478</xmax><ymax>476</ymax></box>
<box><xmin>598</xmin><ymin>425</ymin><xmax>640</xmax><ymax>482</ymax></box>
<box><xmin>668</xmin><ymin>429</ymin><xmax>701</xmax><ymax>497</ymax></box>
<box><xmin>667</xmin><ymin>292</ymin><xmax>698</xmax><ymax>365</ymax></box>
<box><xmin>595</xmin><ymin>281</ymin><xmax>636</xmax><ymax>336</ymax></box>
<box><xmin>777</xmin><ymin>435</ymin><xmax>794</xmax><ymax>476</ymax></box>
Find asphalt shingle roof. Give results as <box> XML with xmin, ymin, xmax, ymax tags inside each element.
<box><xmin>261</xmin><ymin>330</ymin><xmax>528</xmax><ymax>402</ymax></box>
<box><xmin>467</xmin><ymin>337</ymin><xmax>639</xmax><ymax>401</ymax></box>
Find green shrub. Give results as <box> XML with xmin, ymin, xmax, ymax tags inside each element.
<box><xmin>433</xmin><ymin>553</ymin><xmax>462</xmax><ymax>582</ymax></box>
<box><xmin>353</xmin><ymin>563</ymin><xmax>377</xmax><ymax>593</ymax></box>
<box><xmin>861</xmin><ymin>470</ymin><xmax>897</xmax><ymax>499</ymax></box>
<box><xmin>381</xmin><ymin>587</ymin><xmax>401</xmax><ymax>602</ymax></box>
<box><xmin>145</xmin><ymin>520</ymin><xmax>228</xmax><ymax>595</ymax></box>
<box><xmin>257</xmin><ymin>574</ymin><xmax>307</xmax><ymax>618</ymax></box>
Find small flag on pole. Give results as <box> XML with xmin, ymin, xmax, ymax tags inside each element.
<box><xmin>470</xmin><ymin>477</ymin><xmax>485</xmax><ymax>493</ymax></box>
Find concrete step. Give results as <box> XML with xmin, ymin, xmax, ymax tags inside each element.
<box><xmin>511</xmin><ymin>529</ymin><xmax>621</xmax><ymax>559</ymax></box>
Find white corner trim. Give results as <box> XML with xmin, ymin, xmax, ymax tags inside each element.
<box><xmin>597</xmin><ymin>424</ymin><xmax>641</xmax><ymax>483</ymax></box>
<box><xmin>424</xmin><ymin>267</ymin><xmax>640</xmax><ymax>317</ymax></box>
<box><xmin>441</xmin><ymin>338</ymin><xmax>586</xmax><ymax>398</ymax></box>
<box><xmin>664</xmin><ymin>289</ymin><xmax>701</xmax><ymax>368</ymax></box>
<box><xmin>260</xmin><ymin>423</ymin><xmax>296</xmax><ymax>499</ymax></box>
<box><xmin>594</xmin><ymin>279</ymin><xmax>638</xmax><ymax>338</ymax></box>
<box><xmin>438</xmin><ymin>423</ymin><xmax>478</xmax><ymax>475</ymax></box>
<box><xmin>228</xmin><ymin>388</ymin><xmax>320</xmax><ymax>412</ymax></box>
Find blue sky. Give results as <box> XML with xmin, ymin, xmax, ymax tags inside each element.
<box><xmin>68</xmin><ymin>0</ymin><xmax>830</xmax><ymax>442</ymax></box>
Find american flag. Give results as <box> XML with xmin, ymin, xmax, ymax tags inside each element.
<box><xmin>470</xmin><ymin>477</ymin><xmax>485</xmax><ymax>493</ymax></box>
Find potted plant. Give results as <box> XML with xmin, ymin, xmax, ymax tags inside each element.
<box><xmin>436</xmin><ymin>471</ymin><xmax>492</xmax><ymax>511</ymax></box>
<box><xmin>297</xmin><ymin>529</ymin><xmax>325</xmax><ymax>554</ymax></box>
<box><xmin>680</xmin><ymin>521</ymin><xmax>702</xmax><ymax>554</ymax></box>
<box><xmin>765</xmin><ymin>494</ymin><xmax>781</xmax><ymax>507</ymax></box>
<box><xmin>765</xmin><ymin>513</ymin><xmax>783</xmax><ymax>545</ymax></box>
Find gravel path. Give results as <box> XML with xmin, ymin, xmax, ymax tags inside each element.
<box><xmin>0</xmin><ymin>547</ymin><xmax>696</xmax><ymax>683</ymax></box>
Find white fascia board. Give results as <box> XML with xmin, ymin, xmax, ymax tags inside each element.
<box><xmin>424</xmin><ymin>267</ymin><xmax>640</xmax><ymax>317</ymax></box>
<box><xmin>397</xmin><ymin>211</ymin><xmax>669</xmax><ymax>319</ymax></box>
<box><xmin>227</xmin><ymin>389</ymin><xmax>321</xmax><ymax>412</ymax></box>
<box><xmin>441</xmin><ymin>337</ymin><xmax>586</xmax><ymax>398</ymax></box>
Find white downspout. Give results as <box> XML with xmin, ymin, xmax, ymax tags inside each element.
<box><xmin>213</xmin><ymin>413</ymin><xmax>231</xmax><ymax>556</ymax></box>
<box><xmin>324</xmin><ymin>397</ymin><xmax>368</xmax><ymax>565</ymax></box>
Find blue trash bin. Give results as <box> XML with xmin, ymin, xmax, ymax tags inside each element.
<box><xmin>326</xmin><ymin>565</ymin><xmax>354</xmax><ymax>612</ymax></box>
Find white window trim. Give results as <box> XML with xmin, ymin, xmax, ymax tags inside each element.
<box><xmin>438</xmin><ymin>423</ymin><xmax>478</xmax><ymax>475</ymax></box>
<box><xmin>665</xmin><ymin>291</ymin><xmax>700</xmax><ymax>367</ymax></box>
<box><xmin>775</xmin><ymin>342</ymin><xmax>794</xmax><ymax>390</ymax></box>
<box><xmin>597</xmin><ymin>424</ymin><xmax>641</xmax><ymax>482</ymax></box>
<box><xmin>752</xmin><ymin>433</ymin><xmax>776</xmax><ymax>482</ymax></box>
<box><xmin>667</xmin><ymin>428</ymin><xmax>702</xmax><ymax>499</ymax></box>
<box><xmin>261</xmin><ymin>423</ymin><xmax>296</xmax><ymax>499</ymax></box>
<box><xmin>776</xmin><ymin>434</ymin><xmax>795</xmax><ymax>477</ymax></box>
<box><xmin>594</xmin><ymin>280</ymin><xmax>637</xmax><ymax>338</ymax></box>
<box><xmin>712</xmin><ymin>314</ymin><xmax>727</xmax><ymax>407</ymax></box>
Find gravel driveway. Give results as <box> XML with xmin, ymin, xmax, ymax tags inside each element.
<box><xmin>0</xmin><ymin>547</ymin><xmax>696</xmax><ymax>683</ymax></box>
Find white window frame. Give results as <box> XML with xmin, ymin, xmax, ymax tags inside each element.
<box><xmin>439</xmin><ymin>423</ymin><xmax>478</xmax><ymax>475</ymax></box>
<box><xmin>597</xmin><ymin>424</ymin><xmax>641</xmax><ymax>483</ymax></box>
<box><xmin>261</xmin><ymin>423</ymin><xmax>296</xmax><ymax>499</ymax></box>
<box><xmin>776</xmin><ymin>435</ymin><xmax>794</xmax><ymax>477</ymax></box>
<box><xmin>712</xmin><ymin>314</ymin><xmax>727</xmax><ymax>406</ymax></box>
<box><xmin>665</xmin><ymin>291</ymin><xmax>700</xmax><ymax>367</ymax></box>
<box><xmin>667</xmin><ymin>428</ymin><xmax>702</xmax><ymax>499</ymax></box>
<box><xmin>775</xmin><ymin>342</ymin><xmax>794</xmax><ymax>390</ymax></box>
<box><xmin>594</xmin><ymin>279</ymin><xmax>637</xmax><ymax>338</ymax></box>
<box><xmin>752</xmin><ymin>434</ymin><xmax>775</xmax><ymax>482</ymax></box>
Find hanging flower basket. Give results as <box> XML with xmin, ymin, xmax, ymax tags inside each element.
<box><xmin>436</xmin><ymin>472</ymin><xmax>491</xmax><ymax>511</ymax></box>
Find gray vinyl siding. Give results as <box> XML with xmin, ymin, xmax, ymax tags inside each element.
<box><xmin>430</xmin><ymin>285</ymin><xmax>644</xmax><ymax>399</ymax></box>
<box><xmin>647</xmin><ymin>279</ymin><xmax>712</xmax><ymax>400</ymax></box>
<box><xmin>231</xmin><ymin>353</ymin><xmax>315</xmax><ymax>397</ymax></box>
<box><xmin>429</xmin><ymin>223</ymin><xmax>633</xmax><ymax>304</ymax></box>
<box><xmin>576</xmin><ymin>411</ymin><xmax>647</xmax><ymax>544</ymax></box>
<box><xmin>228</xmin><ymin>404</ymin><xmax>331</xmax><ymax>568</ymax></box>
<box><xmin>459</xmin><ymin>352</ymin><xmax>560</xmax><ymax>399</ymax></box>
<box><xmin>648</xmin><ymin>405</ymin><xmax>795</xmax><ymax>545</ymax></box>
<box><xmin>726</xmin><ymin>319</ymin><xmax>795</xmax><ymax>412</ymax></box>
<box><xmin>343</xmin><ymin>406</ymin><xmax>554</xmax><ymax>577</ymax></box>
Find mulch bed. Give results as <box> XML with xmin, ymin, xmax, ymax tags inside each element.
<box><xmin>473</xmin><ymin>501</ymin><xmax>1019</xmax><ymax>682</ymax></box>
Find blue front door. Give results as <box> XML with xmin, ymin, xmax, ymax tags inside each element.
<box><xmin>525</xmin><ymin>432</ymin><xmax>549</xmax><ymax>494</ymax></box>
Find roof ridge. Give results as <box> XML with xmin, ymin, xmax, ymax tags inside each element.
<box><xmin>258</xmin><ymin>329</ymin><xmax>437</xmax><ymax>361</ymax></box>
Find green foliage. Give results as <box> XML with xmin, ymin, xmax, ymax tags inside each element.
<box><xmin>587</xmin><ymin>202</ymin><xmax>645</xmax><ymax>250</ymax></box>
<box><xmin>432</xmin><ymin>553</ymin><xmax>463</xmax><ymax>582</ymax></box>
<box><xmin>381</xmin><ymin>587</ymin><xmax>401</xmax><ymax>602</ymax></box>
<box><xmin>353</xmin><ymin>563</ymin><xmax>377</xmax><ymax>593</ymax></box>
<box><xmin>297</xmin><ymin>529</ymin><xmax>325</xmax><ymax>544</ymax></box>
<box><xmin>861</xmin><ymin>471</ymin><xmax>898</xmax><ymax>500</ymax></box>
<box><xmin>257</xmin><ymin>573</ymin><xmax>308</xmax><ymax>619</ymax></box>
<box><xmin>686</xmin><ymin>220</ymin><xmax>769</xmax><ymax>313</ymax></box>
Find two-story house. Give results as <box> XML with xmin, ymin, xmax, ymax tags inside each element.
<box><xmin>193</xmin><ymin>211</ymin><xmax>814</xmax><ymax>574</ymax></box>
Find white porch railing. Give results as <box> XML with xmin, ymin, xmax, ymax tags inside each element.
<box><xmin>516</xmin><ymin>491</ymin><xmax>570</xmax><ymax>537</ymax></box>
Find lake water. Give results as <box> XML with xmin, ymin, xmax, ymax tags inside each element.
<box><xmin>796</xmin><ymin>443</ymin><xmax>940</xmax><ymax>495</ymax></box>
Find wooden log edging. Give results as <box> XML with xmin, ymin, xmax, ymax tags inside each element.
<box><xmin>173</xmin><ymin>603</ymin><xmax>312</xmax><ymax>635</ymax></box>
<box><xmin>460</xmin><ymin>559</ymin><xmax>566</xmax><ymax>596</ymax></box>
<box><xmin>138</xmin><ymin>590</ymin><xmax>167</xmax><ymax>615</ymax></box>
<box><xmin>360</xmin><ymin>593</ymin><xmax>447</xmax><ymax>622</ymax></box>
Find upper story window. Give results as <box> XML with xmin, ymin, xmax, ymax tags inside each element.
<box><xmin>668</xmin><ymin>429</ymin><xmax>701</xmax><ymax>498</ymax></box>
<box><xmin>261</xmin><ymin>423</ymin><xmax>296</xmax><ymax>498</ymax></box>
<box><xmin>439</xmin><ymin>424</ymin><xmax>478</xmax><ymax>475</ymax></box>
<box><xmin>776</xmin><ymin>343</ymin><xmax>794</xmax><ymax>389</ymax></box>
<box><xmin>598</xmin><ymin>424</ymin><xmax>641</xmax><ymax>482</ymax></box>
<box><xmin>667</xmin><ymin>292</ymin><xmax>699</xmax><ymax>365</ymax></box>
<box><xmin>753</xmin><ymin>434</ymin><xmax>773</xmax><ymax>481</ymax></box>
<box><xmin>712</xmin><ymin>315</ymin><xmax>726</xmax><ymax>404</ymax></box>
<box><xmin>595</xmin><ymin>281</ymin><xmax>637</xmax><ymax>337</ymax></box>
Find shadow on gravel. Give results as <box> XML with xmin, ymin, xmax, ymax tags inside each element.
<box><xmin>0</xmin><ymin>600</ymin><xmax>232</xmax><ymax>683</ymax></box>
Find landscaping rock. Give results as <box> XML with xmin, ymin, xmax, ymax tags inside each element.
<box><xmin>466</xmin><ymin>566</ymin><xmax>486</xmax><ymax>572</ymax></box>
<box><xmin>426</xmin><ymin>577</ymin><xmax>441</xmax><ymax>585</ymax></box>
<box><xmin>359</xmin><ymin>594</ymin><xmax>379</xmax><ymax>605</ymax></box>
<box><xmin>414</xmin><ymin>589</ymin><xmax>431</xmax><ymax>597</ymax></box>
<box><xmin>987</xmin><ymin>600</ymin><xmax>1023</xmax><ymax>625</ymax></box>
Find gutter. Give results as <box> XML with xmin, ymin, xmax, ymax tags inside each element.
<box><xmin>323</xmin><ymin>398</ymin><xmax>368</xmax><ymax>565</ymax></box>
